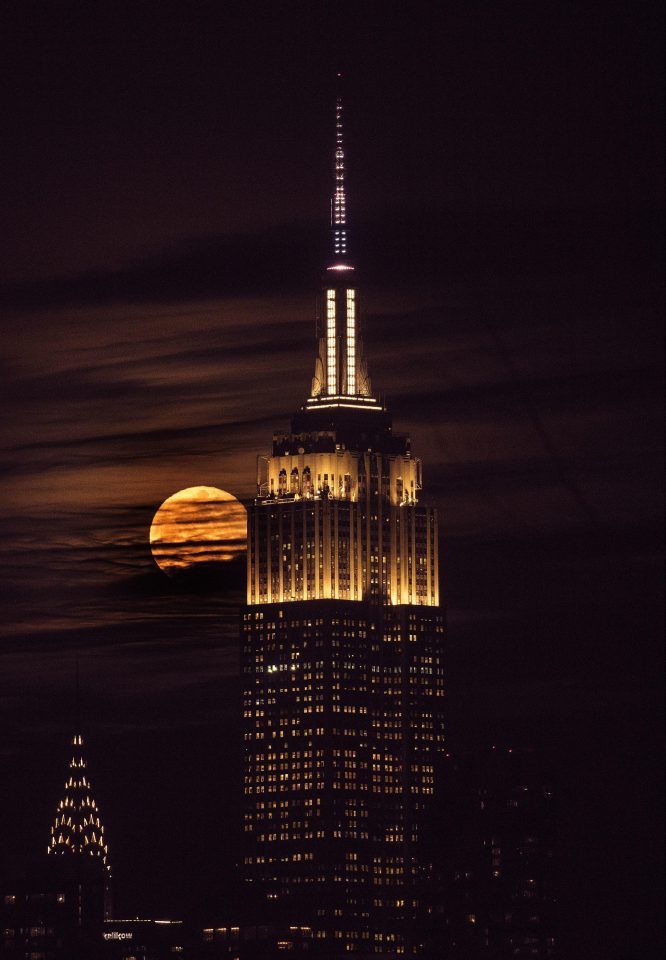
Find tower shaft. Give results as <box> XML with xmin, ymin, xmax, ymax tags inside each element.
<box><xmin>240</xmin><ymin>91</ymin><xmax>445</xmax><ymax>957</ymax></box>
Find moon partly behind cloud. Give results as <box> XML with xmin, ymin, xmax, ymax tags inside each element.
<box><xmin>150</xmin><ymin>486</ymin><xmax>247</xmax><ymax>575</ymax></box>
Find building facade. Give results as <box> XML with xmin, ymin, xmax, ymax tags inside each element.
<box><xmin>241</xmin><ymin>94</ymin><xmax>446</xmax><ymax>958</ymax></box>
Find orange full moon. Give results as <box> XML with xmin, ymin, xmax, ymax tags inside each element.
<box><xmin>149</xmin><ymin>486</ymin><xmax>247</xmax><ymax>575</ymax></box>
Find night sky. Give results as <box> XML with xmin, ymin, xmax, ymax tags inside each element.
<box><xmin>1</xmin><ymin>3</ymin><xmax>663</xmax><ymax>957</ymax></box>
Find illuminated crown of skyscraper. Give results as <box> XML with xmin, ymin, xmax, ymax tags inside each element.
<box><xmin>48</xmin><ymin>733</ymin><xmax>111</xmax><ymax>874</ymax></box>
<box><xmin>248</xmin><ymin>85</ymin><xmax>439</xmax><ymax>609</ymax></box>
<box><xmin>308</xmin><ymin>85</ymin><xmax>376</xmax><ymax>407</ymax></box>
<box><xmin>242</xmin><ymin>84</ymin><xmax>445</xmax><ymax>953</ymax></box>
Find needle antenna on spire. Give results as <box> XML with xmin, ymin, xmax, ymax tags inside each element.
<box><xmin>331</xmin><ymin>79</ymin><xmax>348</xmax><ymax>261</ymax></box>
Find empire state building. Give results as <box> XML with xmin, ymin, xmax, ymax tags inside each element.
<box><xmin>241</xmin><ymin>94</ymin><xmax>445</xmax><ymax>958</ymax></box>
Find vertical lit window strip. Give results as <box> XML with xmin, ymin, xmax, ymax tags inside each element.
<box><xmin>346</xmin><ymin>289</ymin><xmax>356</xmax><ymax>395</ymax></box>
<box><xmin>327</xmin><ymin>289</ymin><xmax>337</xmax><ymax>394</ymax></box>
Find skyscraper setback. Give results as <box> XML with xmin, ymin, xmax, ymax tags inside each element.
<box><xmin>241</xmin><ymin>94</ymin><xmax>445</xmax><ymax>957</ymax></box>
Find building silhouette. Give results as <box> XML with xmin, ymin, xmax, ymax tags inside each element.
<box><xmin>240</xmin><ymin>92</ymin><xmax>446</xmax><ymax>957</ymax></box>
<box><xmin>1</xmin><ymin>732</ymin><xmax>111</xmax><ymax>960</ymax></box>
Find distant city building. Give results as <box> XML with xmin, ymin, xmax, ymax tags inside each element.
<box><xmin>240</xmin><ymin>92</ymin><xmax>446</xmax><ymax>957</ymax></box>
<box><xmin>1</xmin><ymin>732</ymin><xmax>111</xmax><ymax>960</ymax></box>
<box><xmin>425</xmin><ymin>747</ymin><xmax>558</xmax><ymax>958</ymax></box>
<box><xmin>102</xmin><ymin>918</ymin><xmax>188</xmax><ymax>959</ymax></box>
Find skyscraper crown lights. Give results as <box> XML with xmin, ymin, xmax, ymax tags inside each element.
<box><xmin>48</xmin><ymin>733</ymin><xmax>111</xmax><ymax>874</ymax></box>
<box><xmin>308</xmin><ymin>89</ymin><xmax>377</xmax><ymax>409</ymax></box>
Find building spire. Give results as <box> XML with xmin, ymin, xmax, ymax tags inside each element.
<box><xmin>48</xmin><ymin>732</ymin><xmax>111</xmax><ymax>875</ymax></box>
<box><xmin>306</xmin><ymin>83</ymin><xmax>378</xmax><ymax>405</ymax></box>
<box><xmin>331</xmin><ymin>79</ymin><xmax>348</xmax><ymax>263</ymax></box>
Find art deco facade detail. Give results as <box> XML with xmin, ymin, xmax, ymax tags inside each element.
<box><xmin>248</xmin><ymin>97</ymin><xmax>438</xmax><ymax>612</ymax></box>
<box><xmin>249</xmin><ymin>444</ymin><xmax>438</xmax><ymax>607</ymax></box>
